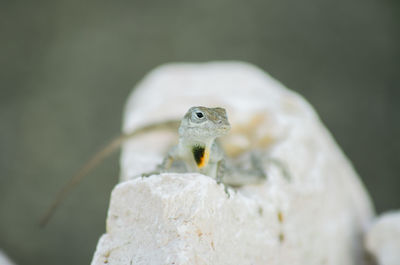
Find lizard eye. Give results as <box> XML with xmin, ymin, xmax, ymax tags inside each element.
<box><xmin>195</xmin><ymin>112</ymin><xmax>204</xmax><ymax>119</ymax></box>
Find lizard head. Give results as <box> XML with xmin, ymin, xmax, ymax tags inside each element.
<box><xmin>178</xmin><ymin>106</ymin><xmax>231</xmax><ymax>140</ymax></box>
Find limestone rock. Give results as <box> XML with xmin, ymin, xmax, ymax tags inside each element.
<box><xmin>365</xmin><ymin>211</ymin><xmax>400</xmax><ymax>265</ymax></box>
<box><xmin>91</xmin><ymin>62</ymin><xmax>374</xmax><ymax>265</ymax></box>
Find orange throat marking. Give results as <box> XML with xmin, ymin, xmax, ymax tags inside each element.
<box><xmin>192</xmin><ymin>145</ymin><xmax>210</xmax><ymax>169</ymax></box>
<box><xmin>198</xmin><ymin>149</ymin><xmax>210</xmax><ymax>168</ymax></box>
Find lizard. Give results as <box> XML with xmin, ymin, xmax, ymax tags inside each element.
<box><xmin>142</xmin><ymin>106</ymin><xmax>268</xmax><ymax>186</ymax></box>
<box><xmin>143</xmin><ymin>106</ymin><xmax>231</xmax><ymax>183</ymax></box>
<box><xmin>39</xmin><ymin>106</ymin><xmax>269</xmax><ymax>226</ymax></box>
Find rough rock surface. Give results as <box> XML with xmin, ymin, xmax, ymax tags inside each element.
<box><xmin>91</xmin><ymin>62</ymin><xmax>374</xmax><ymax>265</ymax></box>
<box><xmin>365</xmin><ymin>211</ymin><xmax>400</xmax><ymax>265</ymax></box>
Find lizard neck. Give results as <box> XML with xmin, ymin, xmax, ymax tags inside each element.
<box><xmin>179</xmin><ymin>137</ymin><xmax>215</xmax><ymax>169</ymax></box>
<box><xmin>192</xmin><ymin>144</ymin><xmax>210</xmax><ymax>169</ymax></box>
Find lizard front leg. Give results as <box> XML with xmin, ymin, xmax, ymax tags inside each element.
<box><xmin>216</xmin><ymin>159</ymin><xmax>232</xmax><ymax>196</ymax></box>
<box><xmin>141</xmin><ymin>147</ymin><xmax>177</xmax><ymax>177</ymax></box>
<box><xmin>216</xmin><ymin>159</ymin><xmax>225</xmax><ymax>184</ymax></box>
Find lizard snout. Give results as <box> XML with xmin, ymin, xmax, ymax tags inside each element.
<box><xmin>219</xmin><ymin>123</ymin><xmax>231</xmax><ymax>133</ymax></box>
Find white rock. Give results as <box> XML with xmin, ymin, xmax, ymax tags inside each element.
<box><xmin>365</xmin><ymin>211</ymin><xmax>400</xmax><ymax>265</ymax></box>
<box><xmin>0</xmin><ymin>250</ymin><xmax>16</xmax><ymax>265</ymax></box>
<box><xmin>91</xmin><ymin>62</ymin><xmax>374</xmax><ymax>265</ymax></box>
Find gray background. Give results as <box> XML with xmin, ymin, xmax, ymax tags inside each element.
<box><xmin>0</xmin><ymin>0</ymin><xmax>399</xmax><ymax>264</ymax></box>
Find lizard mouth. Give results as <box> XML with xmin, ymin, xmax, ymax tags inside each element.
<box><xmin>218</xmin><ymin>125</ymin><xmax>231</xmax><ymax>134</ymax></box>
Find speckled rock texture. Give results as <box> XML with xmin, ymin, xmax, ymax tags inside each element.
<box><xmin>91</xmin><ymin>62</ymin><xmax>374</xmax><ymax>265</ymax></box>
<box><xmin>365</xmin><ymin>211</ymin><xmax>400</xmax><ymax>265</ymax></box>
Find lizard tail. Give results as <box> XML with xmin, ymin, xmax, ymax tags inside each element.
<box><xmin>39</xmin><ymin>120</ymin><xmax>180</xmax><ymax>227</ymax></box>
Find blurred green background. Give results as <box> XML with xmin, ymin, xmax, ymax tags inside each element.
<box><xmin>0</xmin><ymin>0</ymin><xmax>399</xmax><ymax>264</ymax></box>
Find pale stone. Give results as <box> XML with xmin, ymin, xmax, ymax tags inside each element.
<box><xmin>0</xmin><ymin>250</ymin><xmax>16</xmax><ymax>265</ymax></box>
<box><xmin>91</xmin><ymin>62</ymin><xmax>374</xmax><ymax>265</ymax></box>
<box><xmin>365</xmin><ymin>211</ymin><xmax>400</xmax><ymax>265</ymax></box>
